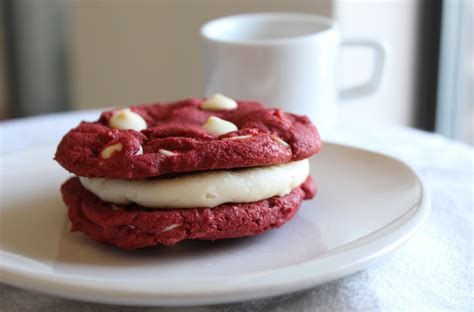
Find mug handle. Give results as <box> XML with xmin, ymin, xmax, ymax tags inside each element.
<box><xmin>339</xmin><ymin>38</ymin><xmax>389</xmax><ymax>101</ymax></box>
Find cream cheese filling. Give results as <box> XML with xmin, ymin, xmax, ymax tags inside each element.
<box><xmin>79</xmin><ymin>159</ymin><xmax>309</xmax><ymax>209</ymax></box>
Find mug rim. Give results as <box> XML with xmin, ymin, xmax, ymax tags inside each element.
<box><xmin>201</xmin><ymin>12</ymin><xmax>338</xmax><ymax>46</ymax></box>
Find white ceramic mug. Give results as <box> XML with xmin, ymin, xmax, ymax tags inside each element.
<box><xmin>201</xmin><ymin>13</ymin><xmax>388</xmax><ymax>134</ymax></box>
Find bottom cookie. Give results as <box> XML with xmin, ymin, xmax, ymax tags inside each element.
<box><xmin>61</xmin><ymin>177</ymin><xmax>316</xmax><ymax>249</ymax></box>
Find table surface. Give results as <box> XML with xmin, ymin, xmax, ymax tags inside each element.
<box><xmin>0</xmin><ymin>110</ymin><xmax>472</xmax><ymax>312</ymax></box>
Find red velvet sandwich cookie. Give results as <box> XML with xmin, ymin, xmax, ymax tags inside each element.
<box><xmin>56</xmin><ymin>94</ymin><xmax>321</xmax><ymax>249</ymax></box>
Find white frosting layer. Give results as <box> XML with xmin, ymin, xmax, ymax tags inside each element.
<box><xmin>79</xmin><ymin>160</ymin><xmax>309</xmax><ymax>209</ymax></box>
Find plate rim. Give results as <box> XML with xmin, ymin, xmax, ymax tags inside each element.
<box><xmin>0</xmin><ymin>141</ymin><xmax>431</xmax><ymax>306</ymax></box>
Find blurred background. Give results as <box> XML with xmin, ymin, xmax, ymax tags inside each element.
<box><xmin>0</xmin><ymin>0</ymin><xmax>472</xmax><ymax>144</ymax></box>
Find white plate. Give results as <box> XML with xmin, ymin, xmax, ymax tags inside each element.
<box><xmin>0</xmin><ymin>143</ymin><xmax>430</xmax><ymax>306</ymax></box>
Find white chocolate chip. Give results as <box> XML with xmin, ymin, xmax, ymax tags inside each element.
<box><xmin>201</xmin><ymin>94</ymin><xmax>238</xmax><ymax>111</ymax></box>
<box><xmin>109</xmin><ymin>109</ymin><xmax>147</xmax><ymax>131</ymax></box>
<box><xmin>135</xmin><ymin>145</ymin><xmax>143</xmax><ymax>155</ymax></box>
<box><xmin>128</xmin><ymin>225</ymin><xmax>136</xmax><ymax>229</ymax></box>
<box><xmin>223</xmin><ymin>135</ymin><xmax>252</xmax><ymax>140</ymax></box>
<box><xmin>100</xmin><ymin>143</ymin><xmax>123</xmax><ymax>159</ymax></box>
<box><xmin>160</xmin><ymin>224</ymin><xmax>178</xmax><ymax>233</ymax></box>
<box><xmin>202</xmin><ymin>116</ymin><xmax>238</xmax><ymax>136</ymax></box>
<box><xmin>271</xmin><ymin>135</ymin><xmax>290</xmax><ymax>147</ymax></box>
<box><xmin>159</xmin><ymin>149</ymin><xmax>177</xmax><ymax>156</ymax></box>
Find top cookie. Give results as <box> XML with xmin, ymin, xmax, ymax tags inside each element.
<box><xmin>55</xmin><ymin>98</ymin><xmax>321</xmax><ymax>179</ymax></box>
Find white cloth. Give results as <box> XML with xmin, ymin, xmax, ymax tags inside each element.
<box><xmin>1</xmin><ymin>111</ymin><xmax>472</xmax><ymax>311</ymax></box>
